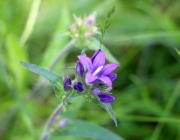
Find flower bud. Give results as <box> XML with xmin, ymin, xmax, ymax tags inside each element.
<box><xmin>73</xmin><ymin>81</ymin><xmax>84</xmax><ymax>92</ymax></box>
<box><xmin>98</xmin><ymin>93</ymin><xmax>115</xmax><ymax>103</ymax></box>
<box><xmin>69</xmin><ymin>24</ymin><xmax>76</xmax><ymax>32</ymax></box>
<box><xmin>76</xmin><ymin>61</ymin><xmax>84</xmax><ymax>77</ymax></box>
<box><xmin>63</xmin><ymin>78</ymin><xmax>71</xmax><ymax>91</ymax></box>
<box><xmin>85</xmin><ymin>14</ymin><xmax>95</xmax><ymax>26</ymax></box>
<box><xmin>91</xmin><ymin>88</ymin><xmax>100</xmax><ymax>95</ymax></box>
<box><xmin>92</xmin><ymin>26</ymin><xmax>98</xmax><ymax>33</ymax></box>
<box><xmin>76</xmin><ymin>17</ymin><xmax>82</xmax><ymax>25</ymax></box>
<box><xmin>85</xmin><ymin>32</ymin><xmax>92</xmax><ymax>38</ymax></box>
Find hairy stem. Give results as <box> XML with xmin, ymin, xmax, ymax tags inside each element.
<box><xmin>40</xmin><ymin>103</ymin><xmax>63</xmax><ymax>140</ymax></box>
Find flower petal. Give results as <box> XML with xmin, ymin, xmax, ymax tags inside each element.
<box><xmin>78</xmin><ymin>56</ymin><xmax>92</xmax><ymax>71</ymax></box>
<box><xmin>99</xmin><ymin>76</ymin><xmax>112</xmax><ymax>87</ymax></box>
<box><xmin>91</xmin><ymin>49</ymin><xmax>101</xmax><ymax>63</ymax></box>
<box><xmin>92</xmin><ymin>51</ymin><xmax>105</xmax><ymax>72</ymax></box>
<box><xmin>99</xmin><ymin>63</ymin><xmax>118</xmax><ymax>76</ymax></box>
<box><xmin>107</xmin><ymin>73</ymin><xmax>117</xmax><ymax>81</ymax></box>
<box><xmin>85</xmin><ymin>72</ymin><xmax>97</xmax><ymax>84</ymax></box>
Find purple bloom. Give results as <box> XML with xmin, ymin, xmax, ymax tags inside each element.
<box><xmin>92</xmin><ymin>88</ymin><xmax>101</xmax><ymax>95</ymax></box>
<box><xmin>107</xmin><ymin>73</ymin><xmax>117</xmax><ymax>81</ymax></box>
<box><xmin>63</xmin><ymin>78</ymin><xmax>71</xmax><ymax>91</ymax></box>
<box><xmin>73</xmin><ymin>81</ymin><xmax>84</xmax><ymax>92</ymax></box>
<box><xmin>98</xmin><ymin>93</ymin><xmax>115</xmax><ymax>103</ymax></box>
<box><xmin>76</xmin><ymin>61</ymin><xmax>84</xmax><ymax>77</ymax></box>
<box><xmin>78</xmin><ymin>49</ymin><xmax>118</xmax><ymax>87</ymax></box>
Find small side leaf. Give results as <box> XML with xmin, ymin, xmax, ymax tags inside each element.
<box><xmin>50</xmin><ymin>120</ymin><xmax>124</xmax><ymax>140</ymax></box>
<box><xmin>98</xmin><ymin>102</ymin><xmax>118</xmax><ymax>127</ymax></box>
<box><xmin>20</xmin><ymin>61</ymin><xmax>62</xmax><ymax>91</ymax></box>
<box><xmin>86</xmin><ymin>98</ymin><xmax>118</xmax><ymax>126</ymax></box>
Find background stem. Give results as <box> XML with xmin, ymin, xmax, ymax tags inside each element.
<box><xmin>40</xmin><ymin>103</ymin><xmax>63</xmax><ymax>140</ymax></box>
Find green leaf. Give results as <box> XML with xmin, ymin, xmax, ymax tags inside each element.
<box><xmin>50</xmin><ymin>120</ymin><xmax>124</xmax><ymax>140</ymax></box>
<box><xmin>86</xmin><ymin>98</ymin><xmax>117</xmax><ymax>127</ymax></box>
<box><xmin>88</xmin><ymin>38</ymin><xmax>119</xmax><ymax>64</ymax></box>
<box><xmin>20</xmin><ymin>62</ymin><xmax>62</xmax><ymax>92</ymax></box>
<box><xmin>99</xmin><ymin>102</ymin><xmax>118</xmax><ymax>127</ymax></box>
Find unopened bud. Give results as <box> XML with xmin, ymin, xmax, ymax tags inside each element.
<box><xmin>75</xmin><ymin>61</ymin><xmax>84</xmax><ymax>77</ymax></box>
<box><xmin>63</xmin><ymin>78</ymin><xmax>71</xmax><ymax>91</ymax></box>
<box><xmin>85</xmin><ymin>32</ymin><xmax>92</xmax><ymax>38</ymax></box>
<box><xmin>69</xmin><ymin>24</ymin><xmax>76</xmax><ymax>31</ymax></box>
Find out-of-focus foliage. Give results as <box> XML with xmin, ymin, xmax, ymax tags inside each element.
<box><xmin>0</xmin><ymin>0</ymin><xmax>180</xmax><ymax>140</ymax></box>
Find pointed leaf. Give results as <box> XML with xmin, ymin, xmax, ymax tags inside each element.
<box><xmin>98</xmin><ymin>102</ymin><xmax>118</xmax><ymax>127</ymax></box>
<box><xmin>50</xmin><ymin>120</ymin><xmax>124</xmax><ymax>140</ymax></box>
<box><xmin>20</xmin><ymin>62</ymin><xmax>62</xmax><ymax>92</ymax></box>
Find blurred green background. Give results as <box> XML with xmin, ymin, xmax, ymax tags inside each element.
<box><xmin>1</xmin><ymin>0</ymin><xmax>180</xmax><ymax>140</ymax></box>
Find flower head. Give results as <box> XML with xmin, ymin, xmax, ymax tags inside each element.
<box><xmin>78</xmin><ymin>49</ymin><xmax>118</xmax><ymax>87</ymax></box>
<box><xmin>73</xmin><ymin>81</ymin><xmax>84</xmax><ymax>92</ymax></box>
<box><xmin>63</xmin><ymin>78</ymin><xmax>71</xmax><ymax>91</ymax></box>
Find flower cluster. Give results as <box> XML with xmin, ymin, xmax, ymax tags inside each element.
<box><xmin>63</xmin><ymin>49</ymin><xmax>118</xmax><ymax>104</ymax></box>
<box><xmin>69</xmin><ymin>14</ymin><xmax>98</xmax><ymax>46</ymax></box>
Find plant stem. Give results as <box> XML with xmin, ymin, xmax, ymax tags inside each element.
<box><xmin>25</xmin><ymin>39</ymin><xmax>75</xmax><ymax>101</ymax></box>
<box><xmin>40</xmin><ymin>103</ymin><xmax>63</xmax><ymax>140</ymax></box>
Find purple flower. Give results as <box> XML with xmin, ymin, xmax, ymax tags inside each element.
<box><xmin>107</xmin><ymin>73</ymin><xmax>117</xmax><ymax>81</ymax></box>
<box><xmin>98</xmin><ymin>93</ymin><xmax>115</xmax><ymax>103</ymax></box>
<box><xmin>63</xmin><ymin>78</ymin><xmax>71</xmax><ymax>91</ymax></box>
<box><xmin>76</xmin><ymin>61</ymin><xmax>84</xmax><ymax>77</ymax></box>
<box><xmin>92</xmin><ymin>88</ymin><xmax>101</xmax><ymax>95</ymax></box>
<box><xmin>73</xmin><ymin>81</ymin><xmax>84</xmax><ymax>92</ymax></box>
<box><xmin>78</xmin><ymin>49</ymin><xmax>118</xmax><ymax>87</ymax></box>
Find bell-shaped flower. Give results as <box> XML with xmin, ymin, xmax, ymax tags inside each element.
<box><xmin>75</xmin><ymin>61</ymin><xmax>84</xmax><ymax>77</ymax></box>
<box><xmin>78</xmin><ymin>49</ymin><xmax>118</xmax><ymax>87</ymax></box>
<box><xmin>63</xmin><ymin>78</ymin><xmax>71</xmax><ymax>91</ymax></box>
<box><xmin>73</xmin><ymin>81</ymin><xmax>84</xmax><ymax>92</ymax></box>
<box><xmin>98</xmin><ymin>93</ymin><xmax>115</xmax><ymax>103</ymax></box>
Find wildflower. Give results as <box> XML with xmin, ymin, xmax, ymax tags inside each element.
<box><xmin>78</xmin><ymin>49</ymin><xmax>118</xmax><ymax>87</ymax></box>
<box><xmin>63</xmin><ymin>78</ymin><xmax>71</xmax><ymax>91</ymax></box>
<box><xmin>73</xmin><ymin>81</ymin><xmax>84</xmax><ymax>92</ymax></box>
<box><xmin>98</xmin><ymin>93</ymin><xmax>115</xmax><ymax>103</ymax></box>
<box><xmin>75</xmin><ymin>61</ymin><xmax>84</xmax><ymax>77</ymax></box>
<box><xmin>91</xmin><ymin>88</ymin><xmax>101</xmax><ymax>95</ymax></box>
